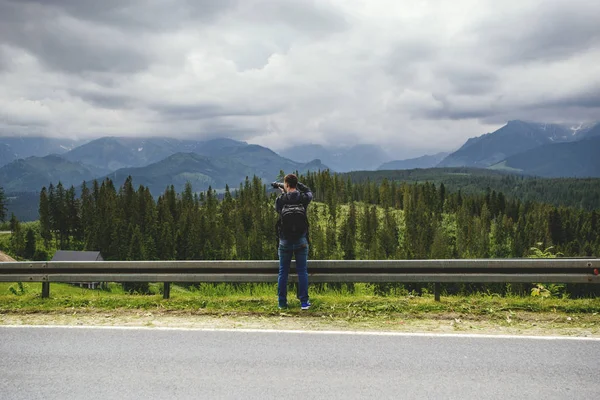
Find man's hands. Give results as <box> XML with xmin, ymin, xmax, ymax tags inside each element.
<box><xmin>297</xmin><ymin>182</ymin><xmax>309</xmax><ymax>192</ymax></box>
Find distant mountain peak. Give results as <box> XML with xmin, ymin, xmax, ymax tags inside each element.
<box><xmin>279</xmin><ymin>143</ymin><xmax>390</xmax><ymax>172</ymax></box>
<box><xmin>378</xmin><ymin>152</ymin><xmax>449</xmax><ymax>171</ymax></box>
<box><xmin>438</xmin><ymin>120</ymin><xmax>592</xmax><ymax>168</ymax></box>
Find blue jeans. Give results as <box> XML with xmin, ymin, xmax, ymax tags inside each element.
<box><xmin>278</xmin><ymin>236</ymin><xmax>309</xmax><ymax>307</ymax></box>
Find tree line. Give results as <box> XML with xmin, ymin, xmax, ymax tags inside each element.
<box><xmin>3</xmin><ymin>170</ymin><xmax>598</xmax><ymax>261</ymax></box>
<box><xmin>1</xmin><ymin>171</ymin><xmax>599</xmax><ymax>296</ymax></box>
<box><xmin>344</xmin><ymin>169</ymin><xmax>600</xmax><ymax>211</ymax></box>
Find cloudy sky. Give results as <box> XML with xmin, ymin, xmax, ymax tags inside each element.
<box><xmin>0</xmin><ymin>0</ymin><xmax>599</xmax><ymax>158</ymax></box>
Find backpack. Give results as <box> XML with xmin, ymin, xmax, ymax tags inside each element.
<box><xmin>280</xmin><ymin>203</ymin><xmax>308</xmax><ymax>240</ymax></box>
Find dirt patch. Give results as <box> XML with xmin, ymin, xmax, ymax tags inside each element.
<box><xmin>0</xmin><ymin>251</ymin><xmax>16</xmax><ymax>262</ymax></box>
<box><xmin>1</xmin><ymin>310</ymin><xmax>598</xmax><ymax>337</ymax></box>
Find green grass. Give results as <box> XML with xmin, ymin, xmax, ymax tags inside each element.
<box><xmin>1</xmin><ymin>282</ymin><xmax>599</xmax><ymax>320</ymax></box>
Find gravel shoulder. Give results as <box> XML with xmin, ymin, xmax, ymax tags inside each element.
<box><xmin>2</xmin><ymin>310</ymin><xmax>598</xmax><ymax>337</ymax></box>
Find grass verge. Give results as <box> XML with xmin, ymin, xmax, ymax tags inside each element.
<box><xmin>1</xmin><ymin>282</ymin><xmax>599</xmax><ymax>336</ymax></box>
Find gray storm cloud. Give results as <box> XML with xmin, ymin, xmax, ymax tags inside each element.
<box><xmin>0</xmin><ymin>0</ymin><xmax>598</xmax><ymax>158</ymax></box>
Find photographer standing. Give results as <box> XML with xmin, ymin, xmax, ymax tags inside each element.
<box><xmin>274</xmin><ymin>174</ymin><xmax>313</xmax><ymax>309</ymax></box>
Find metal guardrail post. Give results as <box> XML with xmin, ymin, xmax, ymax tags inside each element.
<box><xmin>163</xmin><ymin>282</ymin><xmax>171</xmax><ymax>299</ymax></box>
<box><xmin>434</xmin><ymin>283</ymin><xmax>440</xmax><ymax>302</ymax></box>
<box><xmin>41</xmin><ymin>282</ymin><xmax>50</xmax><ymax>299</ymax></box>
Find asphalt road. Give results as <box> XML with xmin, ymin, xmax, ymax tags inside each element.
<box><xmin>1</xmin><ymin>326</ymin><xmax>599</xmax><ymax>400</ymax></box>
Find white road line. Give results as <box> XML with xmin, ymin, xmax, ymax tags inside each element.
<box><xmin>1</xmin><ymin>324</ymin><xmax>600</xmax><ymax>341</ymax></box>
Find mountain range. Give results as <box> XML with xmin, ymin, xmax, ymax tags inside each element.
<box><xmin>0</xmin><ymin>154</ymin><xmax>104</xmax><ymax>192</ymax></box>
<box><xmin>96</xmin><ymin>147</ymin><xmax>327</xmax><ymax>195</ymax></box>
<box><xmin>0</xmin><ymin>138</ymin><xmax>327</xmax><ymax>194</ymax></box>
<box><xmin>1</xmin><ymin>118</ymin><xmax>599</xmax><ymax>199</ymax></box>
<box><xmin>279</xmin><ymin>144</ymin><xmax>391</xmax><ymax>172</ymax></box>
<box><xmin>378</xmin><ymin>152</ymin><xmax>449</xmax><ymax>170</ymax></box>
<box><xmin>490</xmin><ymin>135</ymin><xmax>600</xmax><ymax>177</ymax></box>
<box><xmin>0</xmin><ymin>137</ymin><xmax>85</xmax><ymax>168</ymax></box>
<box><xmin>62</xmin><ymin>137</ymin><xmax>248</xmax><ymax>171</ymax></box>
<box><xmin>437</xmin><ymin>120</ymin><xmax>597</xmax><ymax>168</ymax></box>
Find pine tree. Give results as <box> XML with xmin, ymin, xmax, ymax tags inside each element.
<box><xmin>379</xmin><ymin>179</ymin><xmax>392</xmax><ymax>209</ymax></box>
<box><xmin>66</xmin><ymin>186</ymin><xmax>81</xmax><ymax>246</ymax></box>
<box><xmin>378</xmin><ymin>207</ymin><xmax>398</xmax><ymax>259</ymax></box>
<box><xmin>156</xmin><ymin>195</ymin><xmax>176</xmax><ymax>259</ymax></box>
<box><xmin>490</xmin><ymin>214</ymin><xmax>511</xmax><ymax>258</ymax></box>
<box><xmin>9</xmin><ymin>214</ymin><xmax>25</xmax><ymax>257</ymax></box>
<box><xmin>359</xmin><ymin>202</ymin><xmax>373</xmax><ymax>258</ymax></box>
<box><xmin>139</xmin><ymin>187</ymin><xmax>157</xmax><ymax>260</ymax></box>
<box><xmin>97</xmin><ymin>179</ymin><xmax>118</xmax><ymax>257</ymax></box>
<box><xmin>340</xmin><ymin>202</ymin><xmax>357</xmax><ymax>260</ymax></box>
<box><xmin>404</xmin><ymin>185</ymin><xmax>435</xmax><ymax>259</ymax></box>
<box><xmin>475</xmin><ymin>203</ymin><xmax>491</xmax><ymax>257</ymax></box>
<box><xmin>176</xmin><ymin>210</ymin><xmax>192</xmax><ymax>260</ymax></box>
<box><xmin>124</xmin><ymin>226</ymin><xmax>149</xmax><ymax>294</ymax></box>
<box><xmin>548</xmin><ymin>208</ymin><xmax>564</xmax><ymax>246</ymax></box>
<box><xmin>430</xmin><ymin>223</ymin><xmax>452</xmax><ymax>259</ymax></box>
<box><xmin>39</xmin><ymin>187</ymin><xmax>52</xmax><ymax>247</ymax></box>
<box><xmin>219</xmin><ymin>185</ymin><xmax>235</xmax><ymax>259</ymax></box>
<box><xmin>128</xmin><ymin>225</ymin><xmax>147</xmax><ymax>260</ymax></box>
<box><xmin>368</xmin><ymin>205</ymin><xmax>380</xmax><ymax>257</ymax></box>
<box><xmin>54</xmin><ymin>182</ymin><xmax>68</xmax><ymax>249</ymax></box>
<box><xmin>439</xmin><ymin>183</ymin><xmax>446</xmax><ymax>214</ymax></box>
<box><xmin>80</xmin><ymin>182</ymin><xmax>95</xmax><ymax>249</ymax></box>
<box><xmin>24</xmin><ymin>228</ymin><xmax>36</xmax><ymax>259</ymax></box>
<box><xmin>456</xmin><ymin>201</ymin><xmax>474</xmax><ymax>258</ymax></box>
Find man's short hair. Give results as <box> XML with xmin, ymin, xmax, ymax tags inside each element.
<box><xmin>284</xmin><ymin>174</ymin><xmax>298</xmax><ymax>188</ymax></box>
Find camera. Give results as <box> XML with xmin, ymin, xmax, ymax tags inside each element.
<box><xmin>271</xmin><ymin>182</ymin><xmax>284</xmax><ymax>189</ymax></box>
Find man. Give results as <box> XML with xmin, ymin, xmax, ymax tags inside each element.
<box><xmin>275</xmin><ymin>174</ymin><xmax>313</xmax><ymax>309</ymax></box>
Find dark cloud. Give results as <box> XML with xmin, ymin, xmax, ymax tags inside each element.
<box><xmin>443</xmin><ymin>68</ymin><xmax>498</xmax><ymax>96</ymax></box>
<box><xmin>424</xmin><ymin>107</ymin><xmax>494</xmax><ymax>121</ymax></box>
<box><xmin>152</xmin><ymin>103</ymin><xmax>234</xmax><ymax>121</ymax></box>
<box><xmin>0</xmin><ymin>0</ymin><xmax>598</xmax><ymax>157</ymax></box>
<box><xmin>69</xmin><ymin>89</ymin><xmax>137</xmax><ymax>109</ymax></box>
<box><xmin>0</xmin><ymin>1</ymin><xmax>150</xmax><ymax>73</ymax></box>
<box><xmin>472</xmin><ymin>3</ymin><xmax>600</xmax><ymax>64</ymax></box>
<box><xmin>238</xmin><ymin>0</ymin><xmax>348</xmax><ymax>36</ymax></box>
<box><xmin>0</xmin><ymin>47</ymin><xmax>9</xmax><ymax>71</ymax></box>
<box><xmin>150</xmin><ymin>102</ymin><xmax>282</xmax><ymax>121</ymax></box>
<box><xmin>543</xmin><ymin>89</ymin><xmax>600</xmax><ymax>109</ymax></box>
<box><xmin>9</xmin><ymin>0</ymin><xmax>239</xmax><ymax>31</ymax></box>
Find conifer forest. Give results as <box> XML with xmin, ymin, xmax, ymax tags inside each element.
<box><xmin>2</xmin><ymin>170</ymin><xmax>599</xmax><ymax>296</ymax></box>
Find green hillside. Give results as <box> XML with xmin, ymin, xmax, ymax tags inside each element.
<box><xmin>344</xmin><ymin>168</ymin><xmax>600</xmax><ymax>210</ymax></box>
<box><xmin>95</xmin><ymin>150</ymin><xmax>328</xmax><ymax>195</ymax></box>
<box><xmin>0</xmin><ymin>155</ymin><xmax>106</xmax><ymax>192</ymax></box>
<box><xmin>97</xmin><ymin>153</ymin><xmax>255</xmax><ymax>195</ymax></box>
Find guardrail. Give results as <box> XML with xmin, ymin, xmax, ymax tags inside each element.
<box><xmin>1</xmin><ymin>259</ymin><xmax>598</xmax><ymax>301</ymax></box>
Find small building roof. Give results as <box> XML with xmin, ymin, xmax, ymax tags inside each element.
<box><xmin>51</xmin><ymin>250</ymin><xmax>103</xmax><ymax>262</ymax></box>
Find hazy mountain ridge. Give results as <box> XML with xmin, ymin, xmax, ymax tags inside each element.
<box><xmin>93</xmin><ymin>150</ymin><xmax>328</xmax><ymax>195</ymax></box>
<box><xmin>279</xmin><ymin>144</ymin><xmax>391</xmax><ymax>172</ymax></box>
<box><xmin>490</xmin><ymin>136</ymin><xmax>600</xmax><ymax>178</ymax></box>
<box><xmin>96</xmin><ymin>152</ymin><xmax>253</xmax><ymax>195</ymax></box>
<box><xmin>0</xmin><ymin>143</ymin><xmax>17</xmax><ymax>166</ymax></box>
<box><xmin>2</xmin><ymin>119</ymin><xmax>599</xmax><ymax>196</ymax></box>
<box><xmin>437</xmin><ymin>120</ymin><xmax>596</xmax><ymax>168</ymax></box>
<box><xmin>0</xmin><ymin>154</ymin><xmax>105</xmax><ymax>192</ymax></box>
<box><xmin>0</xmin><ymin>142</ymin><xmax>329</xmax><ymax>194</ymax></box>
<box><xmin>0</xmin><ymin>136</ymin><xmax>86</xmax><ymax>167</ymax></box>
<box><xmin>62</xmin><ymin>137</ymin><xmax>250</xmax><ymax>171</ymax></box>
<box><xmin>378</xmin><ymin>152</ymin><xmax>449</xmax><ymax>170</ymax></box>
